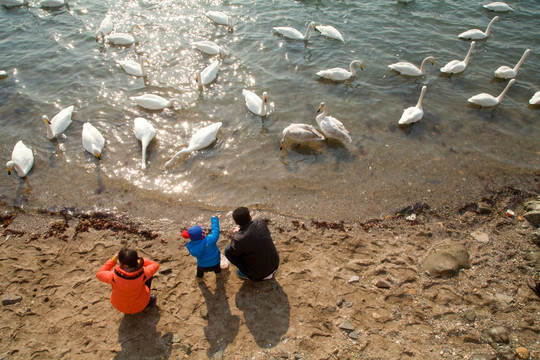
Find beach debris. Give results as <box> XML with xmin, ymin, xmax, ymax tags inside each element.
<box><xmin>311</xmin><ymin>220</ymin><xmax>345</xmax><ymax>231</ymax></box>
<box><xmin>505</xmin><ymin>209</ymin><xmax>515</xmax><ymax>217</ymax></box>
<box><xmin>515</xmin><ymin>347</ymin><xmax>530</xmax><ymax>360</ymax></box>
<box><xmin>405</xmin><ymin>214</ymin><xmax>416</xmax><ymax>222</ymax></box>
<box><xmin>2</xmin><ymin>295</ymin><xmax>22</xmax><ymax>305</ymax></box>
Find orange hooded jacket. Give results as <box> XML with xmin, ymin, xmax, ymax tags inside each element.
<box><xmin>96</xmin><ymin>257</ymin><xmax>159</xmax><ymax>314</ymax></box>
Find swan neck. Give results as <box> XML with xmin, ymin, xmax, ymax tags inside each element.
<box><xmin>349</xmin><ymin>61</ymin><xmax>361</xmax><ymax>75</ymax></box>
<box><xmin>485</xmin><ymin>18</ymin><xmax>497</xmax><ymax>36</ymax></box>
<box><xmin>464</xmin><ymin>43</ymin><xmax>475</xmax><ymax>64</ymax></box>
<box><xmin>513</xmin><ymin>50</ymin><xmax>530</xmax><ymax>72</ymax></box>
<box><xmin>304</xmin><ymin>23</ymin><xmax>312</xmax><ymax>39</ymax></box>
<box><xmin>316</xmin><ymin>105</ymin><xmax>328</xmax><ymax>124</ymax></box>
<box><xmin>45</xmin><ymin>122</ymin><xmax>54</xmax><ymax>139</ymax></box>
<box><xmin>416</xmin><ymin>87</ymin><xmax>427</xmax><ymax>108</ymax></box>
<box><xmin>419</xmin><ymin>57</ymin><xmax>431</xmax><ymax>73</ymax></box>
<box><xmin>260</xmin><ymin>98</ymin><xmax>266</xmax><ymax>116</ymax></box>
<box><xmin>496</xmin><ymin>81</ymin><xmax>514</xmax><ymax>102</ymax></box>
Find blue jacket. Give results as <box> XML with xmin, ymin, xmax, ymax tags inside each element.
<box><xmin>186</xmin><ymin>216</ymin><xmax>220</xmax><ymax>268</ymax></box>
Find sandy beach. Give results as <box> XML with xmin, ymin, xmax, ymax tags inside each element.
<box><xmin>1</xmin><ymin>180</ymin><xmax>539</xmax><ymax>360</ymax></box>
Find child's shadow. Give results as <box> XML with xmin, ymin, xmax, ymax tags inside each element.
<box><xmin>198</xmin><ymin>270</ymin><xmax>240</xmax><ymax>358</ymax></box>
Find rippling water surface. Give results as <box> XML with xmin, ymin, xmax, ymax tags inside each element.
<box><xmin>1</xmin><ymin>0</ymin><xmax>539</xmax><ymax>224</ymax></box>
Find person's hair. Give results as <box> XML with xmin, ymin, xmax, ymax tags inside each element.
<box><xmin>233</xmin><ymin>207</ymin><xmax>251</xmax><ymax>227</ymax></box>
<box><xmin>118</xmin><ymin>248</ymin><xmax>139</xmax><ymax>268</ymax></box>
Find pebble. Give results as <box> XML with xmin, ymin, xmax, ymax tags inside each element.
<box><xmin>200</xmin><ymin>308</ymin><xmax>208</xmax><ymax>320</ymax></box>
<box><xmin>2</xmin><ymin>295</ymin><xmax>22</xmax><ymax>305</ymax></box>
<box><xmin>172</xmin><ymin>334</ymin><xmax>181</xmax><ymax>343</ymax></box>
<box><xmin>488</xmin><ymin>326</ymin><xmax>509</xmax><ymax>344</ymax></box>
<box><xmin>515</xmin><ymin>347</ymin><xmax>530</xmax><ymax>359</ymax></box>
<box><xmin>463</xmin><ymin>309</ymin><xmax>476</xmax><ymax>322</ymax></box>
<box><xmin>495</xmin><ymin>293</ymin><xmax>513</xmax><ymax>305</ymax></box>
<box><xmin>374</xmin><ymin>279</ymin><xmax>391</xmax><ymax>289</ymax></box>
<box><xmin>478</xmin><ymin>202</ymin><xmax>493</xmax><ymax>215</ymax></box>
<box><xmin>348</xmin><ymin>275</ymin><xmax>360</xmax><ymax>283</ymax></box>
<box><xmin>348</xmin><ymin>331</ymin><xmax>360</xmax><ymax>340</ymax></box>
<box><xmin>336</xmin><ymin>297</ymin><xmax>344</xmax><ymax>307</ymax></box>
<box><xmin>470</xmin><ymin>231</ymin><xmax>490</xmax><ymax>243</ymax></box>
<box><xmin>338</xmin><ymin>319</ymin><xmax>355</xmax><ymax>331</ymax></box>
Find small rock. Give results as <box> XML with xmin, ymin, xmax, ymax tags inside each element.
<box><xmin>515</xmin><ymin>347</ymin><xmax>530</xmax><ymax>360</ymax></box>
<box><xmin>422</xmin><ymin>242</ymin><xmax>471</xmax><ymax>278</ymax></box>
<box><xmin>200</xmin><ymin>308</ymin><xmax>208</xmax><ymax>320</ymax></box>
<box><xmin>463</xmin><ymin>309</ymin><xmax>476</xmax><ymax>322</ymax></box>
<box><xmin>325</xmin><ymin>306</ymin><xmax>336</xmax><ymax>313</ymax></box>
<box><xmin>478</xmin><ymin>202</ymin><xmax>493</xmax><ymax>215</ymax></box>
<box><xmin>336</xmin><ymin>297</ymin><xmax>344</xmax><ymax>307</ymax></box>
<box><xmin>2</xmin><ymin>295</ymin><xmax>22</xmax><ymax>305</ymax></box>
<box><xmin>471</xmin><ymin>231</ymin><xmax>490</xmax><ymax>243</ymax></box>
<box><xmin>348</xmin><ymin>276</ymin><xmax>360</xmax><ymax>283</ymax></box>
<box><xmin>348</xmin><ymin>331</ymin><xmax>360</xmax><ymax>339</ymax></box>
<box><xmin>524</xmin><ymin>211</ymin><xmax>540</xmax><ymax>228</ymax></box>
<box><xmin>488</xmin><ymin>326</ymin><xmax>509</xmax><ymax>344</ymax></box>
<box><xmin>338</xmin><ymin>319</ymin><xmax>355</xmax><ymax>331</ymax></box>
<box><xmin>83</xmin><ymin>318</ymin><xmax>93</xmax><ymax>326</ymax></box>
<box><xmin>172</xmin><ymin>334</ymin><xmax>181</xmax><ymax>343</ymax></box>
<box><xmin>495</xmin><ymin>293</ymin><xmax>513</xmax><ymax>305</ymax></box>
<box><xmin>374</xmin><ymin>280</ymin><xmax>391</xmax><ymax>289</ymax></box>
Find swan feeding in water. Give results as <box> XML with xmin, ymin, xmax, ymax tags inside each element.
<box><xmin>398</xmin><ymin>86</ymin><xmax>427</xmax><ymax>125</ymax></box>
<box><xmin>164</xmin><ymin>122</ymin><xmax>222</xmax><ymax>168</ymax></box>
<box><xmin>458</xmin><ymin>16</ymin><xmax>500</xmax><ymax>40</ymax></box>
<box><xmin>467</xmin><ymin>79</ymin><xmax>516</xmax><ymax>107</ymax></box>
<box><xmin>388</xmin><ymin>56</ymin><xmax>434</xmax><ymax>76</ymax></box>
<box><xmin>440</xmin><ymin>41</ymin><xmax>475</xmax><ymax>74</ymax></box>
<box><xmin>133</xmin><ymin>117</ymin><xmax>156</xmax><ymax>170</ymax></box>
<box><xmin>97</xmin><ymin>25</ymin><xmax>140</xmax><ymax>46</ymax></box>
<box><xmin>196</xmin><ymin>62</ymin><xmax>219</xmax><ymax>88</ymax></box>
<box><xmin>95</xmin><ymin>15</ymin><xmax>113</xmax><ymax>37</ymax></box>
<box><xmin>206</xmin><ymin>11</ymin><xmax>233</xmax><ymax>31</ymax></box>
<box><xmin>483</xmin><ymin>2</ymin><xmax>513</xmax><ymax>12</ymax></box>
<box><xmin>193</xmin><ymin>41</ymin><xmax>224</xmax><ymax>55</ymax></box>
<box><xmin>494</xmin><ymin>49</ymin><xmax>530</xmax><ymax>79</ymax></box>
<box><xmin>131</xmin><ymin>94</ymin><xmax>181</xmax><ymax>110</ymax></box>
<box><xmin>314</xmin><ymin>24</ymin><xmax>345</xmax><ymax>42</ymax></box>
<box><xmin>316</xmin><ymin>60</ymin><xmax>363</xmax><ymax>81</ymax></box>
<box><xmin>280</xmin><ymin>123</ymin><xmax>325</xmax><ymax>150</ymax></box>
<box><xmin>6</xmin><ymin>140</ymin><xmax>33</xmax><ymax>178</ymax></box>
<box><xmin>273</xmin><ymin>21</ymin><xmax>315</xmax><ymax>41</ymax></box>
<box><xmin>242</xmin><ymin>90</ymin><xmax>273</xmax><ymax>117</ymax></box>
<box><xmin>43</xmin><ymin>105</ymin><xmax>74</xmax><ymax>140</ymax></box>
<box><xmin>118</xmin><ymin>56</ymin><xmax>150</xmax><ymax>77</ymax></box>
<box><xmin>82</xmin><ymin>122</ymin><xmax>105</xmax><ymax>159</ymax></box>
<box><xmin>315</xmin><ymin>102</ymin><xmax>352</xmax><ymax>143</ymax></box>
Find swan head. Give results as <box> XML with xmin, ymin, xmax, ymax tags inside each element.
<box><xmin>6</xmin><ymin>161</ymin><xmax>14</xmax><ymax>175</ymax></box>
<box><xmin>263</xmin><ymin>91</ymin><xmax>268</xmax><ymax>103</ymax></box>
<box><xmin>195</xmin><ymin>70</ymin><xmax>202</xmax><ymax>88</ymax></box>
<box><xmin>95</xmin><ymin>30</ymin><xmax>105</xmax><ymax>42</ymax></box>
<box><xmin>42</xmin><ymin>115</ymin><xmax>51</xmax><ymax>125</ymax></box>
<box><xmin>493</xmin><ymin>16</ymin><xmax>500</xmax><ymax>23</ymax></box>
<box><xmin>317</xmin><ymin>102</ymin><xmax>326</xmax><ymax>113</ymax></box>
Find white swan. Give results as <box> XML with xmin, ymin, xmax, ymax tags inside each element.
<box><xmin>43</xmin><ymin>105</ymin><xmax>74</xmax><ymax>140</ymax></box>
<box><xmin>206</xmin><ymin>11</ymin><xmax>233</xmax><ymax>31</ymax></box>
<box><xmin>165</xmin><ymin>122</ymin><xmax>222</xmax><ymax>167</ymax></box>
<box><xmin>95</xmin><ymin>15</ymin><xmax>113</xmax><ymax>37</ymax></box>
<box><xmin>316</xmin><ymin>102</ymin><xmax>352</xmax><ymax>143</ymax></box>
<box><xmin>314</xmin><ymin>24</ymin><xmax>344</xmax><ymax>42</ymax></box>
<box><xmin>6</xmin><ymin>141</ymin><xmax>33</xmax><ymax>178</ymax></box>
<box><xmin>118</xmin><ymin>56</ymin><xmax>149</xmax><ymax>77</ymax></box>
<box><xmin>483</xmin><ymin>2</ymin><xmax>513</xmax><ymax>12</ymax></box>
<box><xmin>468</xmin><ymin>79</ymin><xmax>516</xmax><ymax>107</ymax></box>
<box><xmin>280</xmin><ymin>123</ymin><xmax>325</xmax><ymax>150</ymax></box>
<box><xmin>242</xmin><ymin>89</ymin><xmax>272</xmax><ymax>116</ymax></box>
<box><xmin>131</xmin><ymin>94</ymin><xmax>181</xmax><ymax>110</ymax></box>
<box><xmin>529</xmin><ymin>91</ymin><xmax>540</xmax><ymax>105</ymax></box>
<box><xmin>133</xmin><ymin>117</ymin><xmax>156</xmax><ymax>170</ymax></box>
<box><xmin>398</xmin><ymin>86</ymin><xmax>427</xmax><ymax>125</ymax></box>
<box><xmin>273</xmin><ymin>21</ymin><xmax>314</xmax><ymax>41</ymax></box>
<box><xmin>388</xmin><ymin>56</ymin><xmax>434</xmax><ymax>76</ymax></box>
<box><xmin>316</xmin><ymin>60</ymin><xmax>363</xmax><ymax>81</ymax></box>
<box><xmin>196</xmin><ymin>61</ymin><xmax>219</xmax><ymax>88</ymax></box>
<box><xmin>0</xmin><ymin>70</ymin><xmax>7</xmax><ymax>78</ymax></box>
<box><xmin>494</xmin><ymin>49</ymin><xmax>530</xmax><ymax>79</ymax></box>
<box><xmin>459</xmin><ymin>16</ymin><xmax>500</xmax><ymax>40</ymax></box>
<box><xmin>0</xmin><ymin>0</ymin><xmax>28</xmax><ymax>7</ymax></box>
<box><xmin>440</xmin><ymin>41</ymin><xmax>476</xmax><ymax>74</ymax></box>
<box><xmin>97</xmin><ymin>25</ymin><xmax>140</xmax><ymax>46</ymax></box>
<box><xmin>82</xmin><ymin>122</ymin><xmax>105</xmax><ymax>159</ymax></box>
<box><xmin>40</xmin><ymin>0</ymin><xmax>65</xmax><ymax>8</ymax></box>
<box><xmin>193</xmin><ymin>41</ymin><xmax>224</xmax><ymax>55</ymax></box>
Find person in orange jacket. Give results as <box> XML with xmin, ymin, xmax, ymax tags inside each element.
<box><xmin>96</xmin><ymin>248</ymin><xmax>159</xmax><ymax>314</ymax></box>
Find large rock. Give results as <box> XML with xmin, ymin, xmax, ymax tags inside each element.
<box><xmin>524</xmin><ymin>211</ymin><xmax>540</xmax><ymax>228</ymax></box>
<box><xmin>423</xmin><ymin>242</ymin><xmax>471</xmax><ymax>278</ymax></box>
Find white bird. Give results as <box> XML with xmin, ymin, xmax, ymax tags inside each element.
<box><xmin>118</xmin><ymin>56</ymin><xmax>150</xmax><ymax>77</ymax></box>
<box><xmin>388</xmin><ymin>56</ymin><xmax>434</xmax><ymax>76</ymax></box>
<box><xmin>398</xmin><ymin>86</ymin><xmax>427</xmax><ymax>125</ymax></box>
<box><xmin>0</xmin><ymin>0</ymin><xmax>28</xmax><ymax>7</ymax></box>
<box><xmin>280</xmin><ymin>123</ymin><xmax>325</xmax><ymax>150</ymax></box>
<box><xmin>95</xmin><ymin>15</ymin><xmax>113</xmax><ymax>37</ymax></box>
<box><xmin>316</xmin><ymin>60</ymin><xmax>363</xmax><ymax>81</ymax></box>
<box><xmin>82</xmin><ymin>122</ymin><xmax>105</xmax><ymax>159</ymax></box>
<box><xmin>529</xmin><ymin>91</ymin><xmax>540</xmax><ymax>105</ymax></box>
<box><xmin>316</xmin><ymin>102</ymin><xmax>352</xmax><ymax>143</ymax></box>
<box><xmin>483</xmin><ymin>2</ymin><xmax>513</xmax><ymax>12</ymax></box>
<box><xmin>193</xmin><ymin>41</ymin><xmax>224</xmax><ymax>55</ymax></box>
<box><xmin>133</xmin><ymin>117</ymin><xmax>156</xmax><ymax>170</ymax></box>
<box><xmin>468</xmin><ymin>79</ymin><xmax>516</xmax><ymax>107</ymax></box>
<box><xmin>314</xmin><ymin>24</ymin><xmax>345</xmax><ymax>42</ymax></box>
<box><xmin>131</xmin><ymin>94</ymin><xmax>181</xmax><ymax>110</ymax></box>
<box><xmin>40</xmin><ymin>0</ymin><xmax>65</xmax><ymax>7</ymax></box>
<box><xmin>242</xmin><ymin>90</ymin><xmax>272</xmax><ymax>117</ymax></box>
<box><xmin>440</xmin><ymin>41</ymin><xmax>476</xmax><ymax>74</ymax></box>
<box><xmin>6</xmin><ymin>141</ymin><xmax>33</xmax><ymax>178</ymax></box>
<box><xmin>0</xmin><ymin>70</ymin><xmax>7</xmax><ymax>78</ymax></box>
<box><xmin>206</xmin><ymin>11</ymin><xmax>233</xmax><ymax>30</ymax></box>
<box><xmin>459</xmin><ymin>16</ymin><xmax>500</xmax><ymax>40</ymax></box>
<box><xmin>273</xmin><ymin>21</ymin><xmax>315</xmax><ymax>41</ymax></box>
<box><xmin>43</xmin><ymin>105</ymin><xmax>74</xmax><ymax>140</ymax></box>
<box><xmin>196</xmin><ymin>62</ymin><xmax>219</xmax><ymax>88</ymax></box>
<box><xmin>97</xmin><ymin>25</ymin><xmax>140</xmax><ymax>46</ymax></box>
<box><xmin>165</xmin><ymin>122</ymin><xmax>222</xmax><ymax>167</ymax></box>
<box><xmin>494</xmin><ymin>49</ymin><xmax>530</xmax><ymax>79</ymax></box>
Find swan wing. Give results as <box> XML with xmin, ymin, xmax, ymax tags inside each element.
<box><xmin>388</xmin><ymin>62</ymin><xmax>422</xmax><ymax>76</ymax></box>
<box><xmin>467</xmin><ymin>93</ymin><xmax>498</xmax><ymax>107</ymax></box>
<box><xmin>320</xmin><ymin>116</ymin><xmax>351</xmax><ymax>142</ymax></box>
<box><xmin>82</xmin><ymin>123</ymin><xmax>105</xmax><ymax>156</ymax></box>
<box><xmin>193</xmin><ymin>41</ymin><xmax>221</xmax><ymax>55</ymax></box>
<box><xmin>201</xmin><ymin>62</ymin><xmax>219</xmax><ymax>85</ymax></box>
<box><xmin>316</xmin><ymin>67</ymin><xmax>351</xmax><ymax>81</ymax></box>
<box><xmin>131</xmin><ymin>94</ymin><xmax>169</xmax><ymax>110</ymax></box>
<box><xmin>185</xmin><ymin>122</ymin><xmax>222</xmax><ymax>152</ymax></box>
<box><xmin>242</xmin><ymin>89</ymin><xmax>263</xmax><ymax>115</ymax></box>
<box><xmin>483</xmin><ymin>2</ymin><xmax>513</xmax><ymax>12</ymax></box>
<box><xmin>398</xmin><ymin>107</ymin><xmax>423</xmax><ymax>125</ymax></box>
<box><xmin>106</xmin><ymin>33</ymin><xmax>135</xmax><ymax>45</ymax></box>
<box><xmin>98</xmin><ymin>15</ymin><xmax>114</xmax><ymax>35</ymax></box>
<box><xmin>315</xmin><ymin>25</ymin><xmax>344</xmax><ymax>42</ymax></box>
<box><xmin>458</xmin><ymin>29</ymin><xmax>486</xmax><ymax>40</ymax></box>
<box><xmin>284</xmin><ymin>123</ymin><xmax>324</xmax><ymax>142</ymax></box>
<box><xmin>440</xmin><ymin>60</ymin><xmax>465</xmax><ymax>74</ymax></box>
<box><xmin>206</xmin><ymin>11</ymin><xmax>229</xmax><ymax>26</ymax></box>
<box><xmin>529</xmin><ymin>91</ymin><xmax>540</xmax><ymax>105</ymax></box>
<box><xmin>12</xmin><ymin>141</ymin><xmax>34</xmax><ymax>177</ymax></box>
<box><xmin>494</xmin><ymin>66</ymin><xmax>516</xmax><ymax>79</ymax></box>
<box><xmin>134</xmin><ymin>117</ymin><xmax>156</xmax><ymax>143</ymax></box>
<box><xmin>273</xmin><ymin>27</ymin><xmax>303</xmax><ymax>40</ymax></box>
<box><xmin>41</xmin><ymin>0</ymin><xmax>64</xmax><ymax>7</ymax></box>
<box><xmin>50</xmin><ymin>105</ymin><xmax>74</xmax><ymax>137</ymax></box>
<box><xmin>119</xmin><ymin>60</ymin><xmax>143</xmax><ymax>76</ymax></box>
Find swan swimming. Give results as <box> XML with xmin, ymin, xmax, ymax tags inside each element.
<box><xmin>97</xmin><ymin>25</ymin><xmax>140</xmax><ymax>46</ymax></box>
<box><xmin>95</xmin><ymin>15</ymin><xmax>113</xmax><ymax>37</ymax></box>
<box><xmin>273</xmin><ymin>21</ymin><xmax>315</xmax><ymax>41</ymax></box>
<box><xmin>530</xmin><ymin>91</ymin><xmax>540</xmax><ymax>105</ymax></box>
<box><xmin>43</xmin><ymin>105</ymin><xmax>74</xmax><ymax>140</ymax></box>
<box><xmin>196</xmin><ymin>62</ymin><xmax>219</xmax><ymax>88</ymax></box>
<box><xmin>316</xmin><ymin>102</ymin><xmax>352</xmax><ymax>143</ymax></box>
<box><xmin>314</xmin><ymin>24</ymin><xmax>344</xmax><ymax>42</ymax></box>
<box><xmin>82</xmin><ymin>122</ymin><xmax>105</xmax><ymax>159</ymax></box>
<box><xmin>316</xmin><ymin>60</ymin><xmax>363</xmax><ymax>81</ymax></box>
<box><xmin>165</xmin><ymin>122</ymin><xmax>222</xmax><ymax>167</ymax></box>
<box><xmin>483</xmin><ymin>2</ymin><xmax>513</xmax><ymax>12</ymax></box>
<box><xmin>458</xmin><ymin>16</ymin><xmax>500</xmax><ymax>40</ymax></box>
<box><xmin>468</xmin><ymin>79</ymin><xmax>516</xmax><ymax>107</ymax></box>
<box><xmin>6</xmin><ymin>140</ymin><xmax>33</xmax><ymax>178</ymax></box>
<box><xmin>131</xmin><ymin>94</ymin><xmax>181</xmax><ymax>110</ymax></box>
<box><xmin>40</xmin><ymin>0</ymin><xmax>65</xmax><ymax>8</ymax></box>
<box><xmin>398</xmin><ymin>86</ymin><xmax>427</xmax><ymax>125</ymax></box>
<box><xmin>133</xmin><ymin>117</ymin><xmax>156</xmax><ymax>170</ymax></box>
<box><xmin>118</xmin><ymin>56</ymin><xmax>149</xmax><ymax>77</ymax></box>
<box><xmin>242</xmin><ymin>90</ymin><xmax>273</xmax><ymax>117</ymax></box>
<box><xmin>388</xmin><ymin>56</ymin><xmax>434</xmax><ymax>76</ymax></box>
<box><xmin>193</xmin><ymin>41</ymin><xmax>224</xmax><ymax>55</ymax></box>
<box><xmin>440</xmin><ymin>41</ymin><xmax>476</xmax><ymax>74</ymax></box>
<box><xmin>280</xmin><ymin>123</ymin><xmax>325</xmax><ymax>150</ymax></box>
<box><xmin>206</xmin><ymin>11</ymin><xmax>233</xmax><ymax>31</ymax></box>
<box><xmin>0</xmin><ymin>0</ymin><xmax>28</xmax><ymax>7</ymax></box>
<box><xmin>494</xmin><ymin>49</ymin><xmax>530</xmax><ymax>79</ymax></box>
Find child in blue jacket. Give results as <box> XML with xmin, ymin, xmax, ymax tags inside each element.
<box><xmin>183</xmin><ymin>215</ymin><xmax>221</xmax><ymax>282</ymax></box>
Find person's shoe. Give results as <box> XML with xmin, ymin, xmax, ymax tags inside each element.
<box><xmin>236</xmin><ymin>269</ymin><xmax>248</xmax><ymax>280</ymax></box>
<box><xmin>196</xmin><ymin>276</ymin><xmax>205</xmax><ymax>284</ymax></box>
<box><xmin>145</xmin><ymin>294</ymin><xmax>157</xmax><ymax>309</ymax></box>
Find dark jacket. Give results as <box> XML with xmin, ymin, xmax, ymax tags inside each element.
<box><xmin>228</xmin><ymin>218</ymin><xmax>279</xmax><ymax>280</ymax></box>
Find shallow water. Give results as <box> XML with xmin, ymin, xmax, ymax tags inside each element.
<box><xmin>1</xmin><ymin>0</ymin><xmax>539</xmax><ymax>224</ymax></box>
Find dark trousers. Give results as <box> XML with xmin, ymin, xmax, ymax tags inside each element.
<box><xmin>196</xmin><ymin>264</ymin><xmax>221</xmax><ymax>278</ymax></box>
<box><xmin>224</xmin><ymin>245</ymin><xmax>251</xmax><ymax>279</ymax></box>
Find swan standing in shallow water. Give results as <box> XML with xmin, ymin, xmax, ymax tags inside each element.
<box><xmin>483</xmin><ymin>2</ymin><xmax>513</xmax><ymax>12</ymax></box>
<box><xmin>131</xmin><ymin>94</ymin><xmax>181</xmax><ymax>110</ymax></box>
<box><xmin>82</xmin><ymin>123</ymin><xmax>105</xmax><ymax>159</ymax></box>
<box><xmin>388</xmin><ymin>56</ymin><xmax>434</xmax><ymax>76</ymax></box>
<box><xmin>280</xmin><ymin>124</ymin><xmax>325</xmax><ymax>150</ymax></box>
<box><xmin>316</xmin><ymin>102</ymin><xmax>352</xmax><ymax>143</ymax></box>
<box><xmin>440</xmin><ymin>41</ymin><xmax>475</xmax><ymax>74</ymax></box>
<box><xmin>196</xmin><ymin>62</ymin><xmax>219</xmax><ymax>88</ymax></box>
<box><xmin>494</xmin><ymin>49</ymin><xmax>530</xmax><ymax>79</ymax></box>
<box><xmin>273</xmin><ymin>21</ymin><xmax>314</xmax><ymax>41</ymax></box>
<box><xmin>316</xmin><ymin>60</ymin><xmax>363</xmax><ymax>81</ymax></box>
<box><xmin>95</xmin><ymin>15</ymin><xmax>113</xmax><ymax>37</ymax></box>
<box><xmin>530</xmin><ymin>91</ymin><xmax>540</xmax><ymax>105</ymax></box>
<box><xmin>206</xmin><ymin>11</ymin><xmax>233</xmax><ymax>31</ymax></box>
<box><xmin>118</xmin><ymin>56</ymin><xmax>149</xmax><ymax>77</ymax></box>
<box><xmin>133</xmin><ymin>117</ymin><xmax>156</xmax><ymax>170</ymax></box>
<box><xmin>97</xmin><ymin>25</ymin><xmax>140</xmax><ymax>46</ymax></box>
<box><xmin>6</xmin><ymin>141</ymin><xmax>33</xmax><ymax>178</ymax></box>
<box><xmin>314</xmin><ymin>24</ymin><xmax>344</xmax><ymax>42</ymax></box>
<box><xmin>193</xmin><ymin>41</ymin><xmax>224</xmax><ymax>55</ymax></box>
<box><xmin>399</xmin><ymin>86</ymin><xmax>427</xmax><ymax>125</ymax></box>
<box><xmin>459</xmin><ymin>16</ymin><xmax>500</xmax><ymax>40</ymax></box>
<box><xmin>165</xmin><ymin>122</ymin><xmax>222</xmax><ymax>167</ymax></box>
<box><xmin>242</xmin><ymin>90</ymin><xmax>273</xmax><ymax>116</ymax></box>
<box><xmin>468</xmin><ymin>79</ymin><xmax>516</xmax><ymax>107</ymax></box>
<box><xmin>43</xmin><ymin>105</ymin><xmax>74</xmax><ymax>140</ymax></box>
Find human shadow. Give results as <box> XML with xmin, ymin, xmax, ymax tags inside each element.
<box><xmin>198</xmin><ymin>270</ymin><xmax>240</xmax><ymax>358</ymax></box>
<box><xmin>235</xmin><ymin>279</ymin><xmax>290</xmax><ymax>348</ymax></box>
<box><xmin>114</xmin><ymin>306</ymin><xmax>173</xmax><ymax>360</ymax></box>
